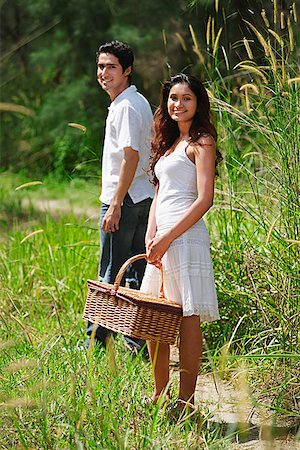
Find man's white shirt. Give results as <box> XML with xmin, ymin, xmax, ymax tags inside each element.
<box><xmin>100</xmin><ymin>85</ymin><xmax>154</xmax><ymax>205</ymax></box>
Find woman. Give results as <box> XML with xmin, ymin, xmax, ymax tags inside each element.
<box><xmin>141</xmin><ymin>73</ymin><xmax>220</xmax><ymax>411</ymax></box>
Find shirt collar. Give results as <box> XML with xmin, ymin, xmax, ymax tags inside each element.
<box><xmin>111</xmin><ymin>85</ymin><xmax>137</xmax><ymax>107</ymax></box>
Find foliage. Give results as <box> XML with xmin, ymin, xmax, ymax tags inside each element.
<box><xmin>204</xmin><ymin>0</ymin><xmax>300</xmax><ymax>355</ymax></box>
<box><xmin>0</xmin><ymin>179</ymin><xmax>223</xmax><ymax>449</ymax></box>
<box><xmin>0</xmin><ymin>0</ymin><xmax>199</xmax><ymax>175</ymax></box>
<box><xmin>2</xmin><ymin>0</ymin><xmax>297</xmax><ymax>175</ymax></box>
<box><xmin>1</xmin><ymin>176</ymin><xmax>299</xmax><ymax>448</ymax></box>
<box><xmin>0</xmin><ymin>1</ymin><xmax>299</xmax><ymax>446</ymax></box>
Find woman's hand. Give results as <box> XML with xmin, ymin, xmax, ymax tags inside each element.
<box><xmin>146</xmin><ymin>233</ymin><xmax>172</xmax><ymax>268</ymax></box>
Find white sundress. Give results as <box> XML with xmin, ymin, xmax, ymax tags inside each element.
<box><xmin>140</xmin><ymin>146</ymin><xmax>219</xmax><ymax>322</ymax></box>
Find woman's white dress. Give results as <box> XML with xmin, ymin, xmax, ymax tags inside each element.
<box><xmin>140</xmin><ymin>146</ymin><xmax>219</xmax><ymax>322</ymax></box>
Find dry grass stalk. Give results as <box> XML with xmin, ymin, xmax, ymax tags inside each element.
<box><xmin>218</xmin><ymin>342</ymin><xmax>230</xmax><ymax>379</ymax></box>
<box><xmin>107</xmin><ymin>335</ymin><xmax>117</xmax><ymax>376</ymax></box>
<box><xmin>268</xmin><ymin>29</ymin><xmax>284</xmax><ymax>46</ymax></box>
<box><xmin>234</xmin><ymin>62</ymin><xmax>268</xmax><ymax>84</ymax></box>
<box><xmin>86</xmin><ymin>323</ymin><xmax>97</xmax><ymax>360</ymax></box>
<box><xmin>20</xmin><ymin>229</ymin><xmax>44</xmax><ymax>244</ymax></box>
<box><xmin>189</xmin><ymin>24</ymin><xmax>205</xmax><ymax>64</ymax></box>
<box><xmin>292</xmin><ymin>2</ymin><xmax>297</xmax><ymax>22</ymax></box>
<box><xmin>266</xmin><ymin>213</ymin><xmax>281</xmax><ymax>244</ymax></box>
<box><xmin>175</xmin><ymin>32</ymin><xmax>187</xmax><ymax>51</ymax></box>
<box><xmin>211</xmin><ymin>17</ymin><xmax>215</xmax><ymax>49</ymax></box>
<box><xmin>0</xmin><ymin>102</ymin><xmax>35</xmax><ymax>117</ymax></box>
<box><xmin>286</xmin><ymin>239</ymin><xmax>300</xmax><ymax>246</ymax></box>
<box><xmin>244</xmin><ymin>20</ymin><xmax>270</xmax><ymax>57</ymax></box>
<box><xmin>206</xmin><ymin>16</ymin><xmax>211</xmax><ymax>48</ymax></box>
<box><xmin>162</xmin><ymin>29</ymin><xmax>167</xmax><ymax>47</ymax></box>
<box><xmin>235</xmin><ymin>361</ymin><xmax>252</xmax><ymax>432</ymax></box>
<box><xmin>280</xmin><ymin>11</ymin><xmax>285</xmax><ymax>29</ymax></box>
<box><xmin>15</xmin><ymin>181</ymin><xmax>43</xmax><ymax>191</ymax></box>
<box><xmin>239</xmin><ymin>83</ymin><xmax>259</xmax><ymax>114</ymax></box>
<box><xmin>10</xmin><ymin>315</ymin><xmax>34</xmax><ymax>346</ymax></box>
<box><xmin>213</xmin><ymin>27</ymin><xmax>223</xmax><ymax>56</ymax></box>
<box><xmin>68</xmin><ymin>122</ymin><xmax>86</xmax><ymax>133</ymax></box>
<box><xmin>215</xmin><ymin>0</ymin><xmax>219</xmax><ymax>14</ymax></box>
<box><xmin>0</xmin><ymin>339</ymin><xmax>15</xmax><ymax>350</ymax></box>
<box><xmin>281</xmin><ymin>47</ymin><xmax>286</xmax><ymax>83</ymax></box>
<box><xmin>261</xmin><ymin>9</ymin><xmax>270</xmax><ymax>28</ymax></box>
<box><xmin>208</xmin><ymin>90</ymin><xmax>274</xmax><ymax>136</ymax></box>
<box><xmin>266</xmin><ymin>38</ymin><xmax>277</xmax><ymax>74</ymax></box>
<box><xmin>1</xmin><ymin>397</ymin><xmax>40</xmax><ymax>409</ymax></box>
<box><xmin>273</xmin><ymin>0</ymin><xmax>278</xmax><ymax>26</ymax></box>
<box><xmin>240</xmin><ymin>87</ymin><xmax>251</xmax><ymax>113</ymax></box>
<box><xmin>240</xmin><ymin>83</ymin><xmax>259</xmax><ymax>94</ymax></box>
<box><xmin>5</xmin><ymin>359</ymin><xmax>38</xmax><ymax>373</ymax></box>
<box><xmin>287</xmin><ymin>17</ymin><xmax>294</xmax><ymax>51</ymax></box>
<box><xmin>76</xmin><ymin>408</ymin><xmax>87</xmax><ymax>430</ymax></box>
<box><xmin>243</xmin><ymin>38</ymin><xmax>253</xmax><ymax>60</ymax></box>
<box><xmin>287</xmin><ymin>77</ymin><xmax>300</xmax><ymax>85</ymax></box>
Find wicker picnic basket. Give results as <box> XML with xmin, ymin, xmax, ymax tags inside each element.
<box><xmin>83</xmin><ymin>254</ymin><xmax>183</xmax><ymax>344</ymax></box>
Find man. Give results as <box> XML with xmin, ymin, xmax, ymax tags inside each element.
<box><xmin>86</xmin><ymin>40</ymin><xmax>154</xmax><ymax>352</ymax></box>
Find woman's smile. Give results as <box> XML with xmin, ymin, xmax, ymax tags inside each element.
<box><xmin>167</xmin><ymin>83</ymin><xmax>197</xmax><ymax>123</ymax></box>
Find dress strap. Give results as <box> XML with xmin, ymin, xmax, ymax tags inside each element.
<box><xmin>182</xmin><ymin>138</ymin><xmax>195</xmax><ymax>164</ymax></box>
<box><xmin>184</xmin><ymin>138</ymin><xmax>192</xmax><ymax>153</ymax></box>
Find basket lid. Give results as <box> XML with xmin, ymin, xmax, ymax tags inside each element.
<box><xmin>87</xmin><ymin>280</ymin><xmax>183</xmax><ymax>316</ymax></box>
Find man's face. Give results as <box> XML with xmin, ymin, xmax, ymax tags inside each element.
<box><xmin>97</xmin><ymin>53</ymin><xmax>131</xmax><ymax>100</ymax></box>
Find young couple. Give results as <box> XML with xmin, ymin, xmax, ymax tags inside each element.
<box><xmin>87</xmin><ymin>40</ymin><xmax>220</xmax><ymax>411</ymax></box>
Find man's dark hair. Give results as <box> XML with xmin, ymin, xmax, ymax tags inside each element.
<box><xmin>96</xmin><ymin>40</ymin><xmax>134</xmax><ymax>83</ymax></box>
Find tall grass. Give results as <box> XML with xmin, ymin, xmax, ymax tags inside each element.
<box><xmin>190</xmin><ymin>0</ymin><xmax>300</xmax><ymax>431</ymax></box>
<box><xmin>1</xmin><ymin>189</ymin><xmax>298</xmax><ymax>446</ymax></box>
<box><xmin>1</xmin><ymin>1</ymin><xmax>299</xmax><ymax>446</ymax></box>
<box><xmin>0</xmin><ymin>179</ymin><xmax>243</xmax><ymax>449</ymax></box>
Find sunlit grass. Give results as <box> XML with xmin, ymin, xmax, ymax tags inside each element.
<box><xmin>1</xmin><ymin>174</ymin><xmax>299</xmax><ymax>448</ymax></box>
<box><xmin>1</xmin><ymin>0</ymin><xmax>299</xmax><ymax>446</ymax></box>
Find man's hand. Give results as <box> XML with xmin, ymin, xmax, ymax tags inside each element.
<box><xmin>102</xmin><ymin>204</ymin><xmax>121</xmax><ymax>232</ymax></box>
<box><xmin>102</xmin><ymin>147</ymin><xmax>139</xmax><ymax>233</ymax></box>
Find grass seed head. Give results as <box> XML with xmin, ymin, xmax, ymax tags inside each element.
<box><xmin>273</xmin><ymin>0</ymin><xmax>278</xmax><ymax>26</ymax></box>
<box><xmin>243</xmin><ymin>38</ymin><xmax>253</xmax><ymax>60</ymax></box>
<box><xmin>292</xmin><ymin>2</ymin><xmax>297</xmax><ymax>22</ymax></box>
<box><xmin>287</xmin><ymin>17</ymin><xmax>294</xmax><ymax>51</ymax></box>
<box><xmin>206</xmin><ymin>16</ymin><xmax>211</xmax><ymax>48</ymax></box>
<box><xmin>2</xmin><ymin>397</ymin><xmax>40</xmax><ymax>409</ymax></box>
<box><xmin>213</xmin><ymin>27</ymin><xmax>223</xmax><ymax>57</ymax></box>
<box><xmin>261</xmin><ymin>9</ymin><xmax>270</xmax><ymax>28</ymax></box>
<box><xmin>5</xmin><ymin>359</ymin><xmax>38</xmax><ymax>373</ymax></box>
<box><xmin>280</xmin><ymin>11</ymin><xmax>285</xmax><ymax>29</ymax></box>
<box><xmin>189</xmin><ymin>24</ymin><xmax>205</xmax><ymax>64</ymax></box>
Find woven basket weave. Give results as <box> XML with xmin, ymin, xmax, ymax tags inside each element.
<box><xmin>83</xmin><ymin>253</ymin><xmax>182</xmax><ymax>344</ymax></box>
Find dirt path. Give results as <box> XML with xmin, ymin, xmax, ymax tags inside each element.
<box><xmin>170</xmin><ymin>346</ymin><xmax>299</xmax><ymax>449</ymax></box>
<box><xmin>22</xmin><ymin>198</ymin><xmax>99</xmax><ymax>221</ymax></box>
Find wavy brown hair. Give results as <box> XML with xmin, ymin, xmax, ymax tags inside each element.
<box><xmin>150</xmin><ymin>73</ymin><xmax>221</xmax><ymax>184</ymax></box>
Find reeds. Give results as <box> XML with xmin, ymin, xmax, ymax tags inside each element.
<box><xmin>189</xmin><ymin>0</ymin><xmax>299</xmax><ymax>437</ymax></box>
<box><xmin>0</xmin><ymin>1</ymin><xmax>299</xmax><ymax>447</ymax></box>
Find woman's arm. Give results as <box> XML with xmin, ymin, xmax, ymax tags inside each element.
<box><xmin>147</xmin><ymin>136</ymin><xmax>216</xmax><ymax>264</ymax></box>
<box><xmin>145</xmin><ymin>184</ymin><xmax>158</xmax><ymax>248</ymax></box>
<box><xmin>145</xmin><ymin>185</ymin><xmax>163</xmax><ymax>267</ymax></box>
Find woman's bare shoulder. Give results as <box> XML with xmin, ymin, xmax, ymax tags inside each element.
<box><xmin>196</xmin><ymin>133</ymin><xmax>216</xmax><ymax>148</ymax></box>
<box><xmin>190</xmin><ymin>134</ymin><xmax>216</xmax><ymax>158</ymax></box>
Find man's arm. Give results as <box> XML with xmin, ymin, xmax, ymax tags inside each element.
<box><xmin>102</xmin><ymin>146</ymin><xmax>139</xmax><ymax>232</ymax></box>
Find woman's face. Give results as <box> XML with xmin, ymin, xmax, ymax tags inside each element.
<box><xmin>167</xmin><ymin>82</ymin><xmax>198</xmax><ymax>124</ymax></box>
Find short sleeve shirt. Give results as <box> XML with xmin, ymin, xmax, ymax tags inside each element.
<box><xmin>100</xmin><ymin>85</ymin><xmax>154</xmax><ymax>204</ymax></box>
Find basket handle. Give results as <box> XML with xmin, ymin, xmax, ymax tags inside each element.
<box><xmin>113</xmin><ymin>253</ymin><xmax>165</xmax><ymax>298</ymax></box>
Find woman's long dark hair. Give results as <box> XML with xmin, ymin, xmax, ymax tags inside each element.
<box><xmin>150</xmin><ymin>73</ymin><xmax>221</xmax><ymax>184</ymax></box>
